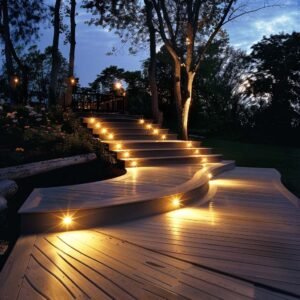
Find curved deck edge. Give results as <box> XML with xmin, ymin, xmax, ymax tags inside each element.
<box><xmin>20</xmin><ymin>161</ymin><xmax>235</xmax><ymax>234</ymax></box>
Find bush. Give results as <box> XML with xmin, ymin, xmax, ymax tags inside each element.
<box><xmin>0</xmin><ymin>104</ymin><xmax>113</xmax><ymax>167</ymax></box>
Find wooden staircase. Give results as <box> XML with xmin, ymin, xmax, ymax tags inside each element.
<box><xmin>83</xmin><ymin>114</ymin><xmax>223</xmax><ymax>168</ymax></box>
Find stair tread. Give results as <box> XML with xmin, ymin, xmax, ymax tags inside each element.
<box><xmin>122</xmin><ymin>154</ymin><xmax>221</xmax><ymax>160</ymax></box>
<box><xmin>116</xmin><ymin>147</ymin><xmax>211</xmax><ymax>151</ymax></box>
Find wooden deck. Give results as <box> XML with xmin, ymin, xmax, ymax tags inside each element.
<box><xmin>1</xmin><ymin>167</ymin><xmax>300</xmax><ymax>299</ymax></box>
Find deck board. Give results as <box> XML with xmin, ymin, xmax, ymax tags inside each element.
<box><xmin>1</xmin><ymin>167</ymin><xmax>300</xmax><ymax>299</ymax></box>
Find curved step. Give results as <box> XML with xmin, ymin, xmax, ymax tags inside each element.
<box><xmin>19</xmin><ymin>161</ymin><xmax>234</xmax><ymax>233</ymax></box>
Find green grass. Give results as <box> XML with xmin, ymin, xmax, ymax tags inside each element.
<box><xmin>202</xmin><ymin>138</ymin><xmax>300</xmax><ymax>198</ymax></box>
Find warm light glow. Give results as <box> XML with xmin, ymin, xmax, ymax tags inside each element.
<box><xmin>202</xmin><ymin>157</ymin><xmax>208</xmax><ymax>163</ymax></box>
<box><xmin>130</xmin><ymin>161</ymin><xmax>137</xmax><ymax>167</ymax></box>
<box><xmin>172</xmin><ymin>197</ymin><xmax>181</xmax><ymax>207</ymax></box>
<box><xmin>14</xmin><ymin>77</ymin><xmax>19</xmax><ymax>84</ymax></box>
<box><xmin>187</xmin><ymin>142</ymin><xmax>192</xmax><ymax>148</ymax></box>
<box><xmin>115</xmin><ymin>82</ymin><xmax>122</xmax><ymax>89</ymax></box>
<box><xmin>161</xmin><ymin>134</ymin><xmax>166</xmax><ymax>140</ymax></box>
<box><xmin>123</xmin><ymin>151</ymin><xmax>130</xmax><ymax>158</ymax></box>
<box><xmin>108</xmin><ymin>133</ymin><xmax>114</xmax><ymax>139</ymax></box>
<box><xmin>208</xmin><ymin>173</ymin><xmax>213</xmax><ymax>180</ymax></box>
<box><xmin>153</xmin><ymin>129</ymin><xmax>159</xmax><ymax>135</ymax></box>
<box><xmin>146</xmin><ymin>124</ymin><xmax>152</xmax><ymax>129</ymax></box>
<box><xmin>95</xmin><ymin>122</ymin><xmax>101</xmax><ymax>129</ymax></box>
<box><xmin>194</xmin><ymin>149</ymin><xmax>200</xmax><ymax>154</ymax></box>
<box><xmin>70</xmin><ymin>77</ymin><xmax>76</xmax><ymax>85</ymax></box>
<box><xmin>186</xmin><ymin>37</ymin><xmax>191</xmax><ymax>45</ymax></box>
<box><xmin>62</xmin><ymin>216</ymin><xmax>73</xmax><ymax>225</ymax></box>
<box><xmin>89</xmin><ymin>118</ymin><xmax>95</xmax><ymax>124</ymax></box>
<box><xmin>139</xmin><ymin>119</ymin><xmax>145</xmax><ymax>124</ymax></box>
<box><xmin>101</xmin><ymin>128</ymin><xmax>107</xmax><ymax>134</ymax></box>
<box><xmin>115</xmin><ymin>143</ymin><xmax>122</xmax><ymax>150</ymax></box>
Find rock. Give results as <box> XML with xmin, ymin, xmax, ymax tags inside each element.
<box><xmin>0</xmin><ymin>179</ymin><xmax>18</xmax><ymax>199</ymax></box>
<box><xmin>0</xmin><ymin>196</ymin><xmax>7</xmax><ymax>211</ymax></box>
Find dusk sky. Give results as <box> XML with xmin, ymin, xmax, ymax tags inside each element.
<box><xmin>38</xmin><ymin>0</ymin><xmax>300</xmax><ymax>86</ymax></box>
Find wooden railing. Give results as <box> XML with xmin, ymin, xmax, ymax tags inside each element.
<box><xmin>72</xmin><ymin>92</ymin><xmax>127</xmax><ymax>113</ymax></box>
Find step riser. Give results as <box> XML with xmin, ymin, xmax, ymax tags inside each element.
<box><xmin>116</xmin><ymin>148</ymin><xmax>212</xmax><ymax>159</ymax></box>
<box><xmin>107</xmin><ymin>141</ymin><xmax>202</xmax><ymax>150</ymax></box>
<box><xmin>93</xmin><ymin>128</ymin><xmax>169</xmax><ymax>135</ymax></box>
<box><xmin>87</xmin><ymin>123</ymin><xmax>154</xmax><ymax>129</ymax></box>
<box><xmin>124</xmin><ymin>155</ymin><xmax>222</xmax><ymax>167</ymax></box>
<box><xmin>96</xmin><ymin>134</ymin><xmax>178</xmax><ymax>140</ymax></box>
<box><xmin>83</xmin><ymin>117</ymin><xmax>149</xmax><ymax>124</ymax></box>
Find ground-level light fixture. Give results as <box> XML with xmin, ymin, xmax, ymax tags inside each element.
<box><xmin>207</xmin><ymin>173</ymin><xmax>213</xmax><ymax>180</ymax></box>
<box><xmin>123</xmin><ymin>151</ymin><xmax>130</xmax><ymax>158</ymax></box>
<box><xmin>108</xmin><ymin>133</ymin><xmax>114</xmax><ymax>139</ymax></box>
<box><xmin>187</xmin><ymin>142</ymin><xmax>192</xmax><ymax>148</ymax></box>
<box><xmin>89</xmin><ymin>117</ymin><xmax>95</xmax><ymax>124</ymax></box>
<box><xmin>161</xmin><ymin>134</ymin><xmax>166</xmax><ymax>140</ymax></box>
<box><xmin>101</xmin><ymin>128</ymin><xmax>107</xmax><ymax>134</ymax></box>
<box><xmin>146</xmin><ymin>124</ymin><xmax>152</xmax><ymax>129</ymax></box>
<box><xmin>172</xmin><ymin>197</ymin><xmax>181</xmax><ymax>208</ymax></box>
<box><xmin>202</xmin><ymin>157</ymin><xmax>208</xmax><ymax>163</ymax></box>
<box><xmin>194</xmin><ymin>149</ymin><xmax>200</xmax><ymax>154</ymax></box>
<box><xmin>153</xmin><ymin>129</ymin><xmax>159</xmax><ymax>135</ymax></box>
<box><xmin>139</xmin><ymin>119</ymin><xmax>145</xmax><ymax>124</ymax></box>
<box><xmin>62</xmin><ymin>215</ymin><xmax>73</xmax><ymax>226</ymax></box>
<box><xmin>95</xmin><ymin>122</ymin><xmax>101</xmax><ymax>129</ymax></box>
<box><xmin>130</xmin><ymin>161</ymin><xmax>137</xmax><ymax>167</ymax></box>
<box><xmin>115</xmin><ymin>143</ymin><xmax>122</xmax><ymax>150</ymax></box>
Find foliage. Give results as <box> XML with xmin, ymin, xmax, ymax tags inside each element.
<box><xmin>241</xmin><ymin>32</ymin><xmax>300</xmax><ymax>134</ymax></box>
<box><xmin>0</xmin><ymin>104</ymin><xmax>109</xmax><ymax>167</ymax></box>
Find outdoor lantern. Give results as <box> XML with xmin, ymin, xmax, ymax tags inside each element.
<box><xmin>115</xmin><ymin>81</ymin><xmax>122</xmax><ymax>90</ymax></box>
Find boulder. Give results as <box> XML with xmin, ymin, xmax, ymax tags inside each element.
<box><xmin>0</xmin><ymin>196</ymin><xmax>7</xmax><ymax>211</ymax></box>
<box><xmin>0</xmin><ymin>179</ymin><xmax>18</xmax><ymax>199</ymax></box>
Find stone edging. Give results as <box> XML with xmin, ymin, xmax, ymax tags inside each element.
<box><xmin>0</xmin><ymin>153</ymin><xmax>97</xmax><ymax>180</ymax></box>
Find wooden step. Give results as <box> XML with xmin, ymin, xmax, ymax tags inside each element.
<box><xmin>106</xmin><ymin>140</ymin><xmax>202</xmax><ymax>150</ymax></box>
<box><xmin>87</xmin><ymin>122</ymin><xmax>155</xmax><ymax>130</ymax></box>
<box><xmin>116</xmin><ymin>148</ymin><xmax>212</xmax><ymax>159</ymax></box>
<box><xmin>96</xmin><ymin>133</ymin><xmax>178</xmax><ymax>140</ymax></box>
<box><xmin>93</xmin><ymin>128</ymin><xmax>169</xmax><ymax>136</ymax></box>
<box><xmin>83</xmin><ymin>116</ymin><xmax>149</xmax><ymax>124</ymax></box>
<box><xmin>123</xmin><ymin>154</ymin><xmax>222</xmax><ymax>167</ymax></box>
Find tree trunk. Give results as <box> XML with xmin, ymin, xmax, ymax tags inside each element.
<box><xmin>49</xmin><ymin>0</ymin><xmax>61</xmax><ymax>106</ymax></box>
<box><xmin>65</xmin><ymin>0</ymin><xmax>76</xmax><ymax>107</ymax></box>
<box><xmin>2</xmin><ymin>0</ymin><xmax>16</xmax><ymax>103</ymax></box>
<box><xmin>145</xmin><ymin>0</ymin><xmax>162</xmax><ymax>124</ymax></box>
<box><xmin>181</xmin><ymin>72</ymin><xmax>195</xmax><ymax>140</ymax></box>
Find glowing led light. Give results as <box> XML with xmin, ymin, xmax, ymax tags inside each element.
<box><xmin>146</xmin><ymin>124</ymin><xmax>152</xmax><ymax>129</ymax></box>
<box><xmin>115</xmin><ymin>81</ymin><xmax>122</xmax><ymax>89</ymax></box>
<box><xmin>123</xmin><ymin>151</ymin><xmax>130</xmax><ymax>158</ymax></box>
<box><xmin>130</xmin><ymin>161</ymin><xmax>137</xmax><ymax>167</ymax></box>
<box><xmin>62</xmin><ymin>216</ymin><xmax>73</xmax><ymax>225</ymax></box>
<box><xmin>115</xmin><ymin>143</ymin><xmax>122</xmax><ymax>150</ymax></box>
<box><xmin>194</xmin><ymin>149</ymin><xmax>200</xmax><ymax>154</ymax></box>
<box><xmin>153</xmin><ymin>129</ymin><xmax>159</xmax><ymax>135</ymax></box>
<box><xmin>95</xmin><ymin>122</ymin><xmax>101</xmax><ymax>129</ymax></box>
<box><xmin>172</xmin><ymin>197</ymin><xmax>181</xmax><ymax>207</ymax></box>
<box><xmin>108</xmin><ymin>133</ymin><xmax>114</xmax><ymax>139</ymax></box>
<box><xmin>139</xmin><ymin>119</ymin><xmax>145</xmax><ymax>124</ymax></box>
<box><xmin>202</xmin><ymin>157</ymin><xmax>208</xmax><ymax>163</ymax></box>
<box><xmin>208</xmin><ymin>173</ymin><xmax>213</xmax><ymax>179</ymax></box>
<box><xmin>161</xmin><ymin>134</ymin><xmax>166</xmax><ymax>140</ymax></box>
<box><xmin>101</xmin><ymin>128</ymin><xmax>107</xmax><ymax>134</ymax></box>
<box><xmin>89</xmin><ymin>117</ymin><xmax>95</xmax><ymax>124</ymax></box>
<box><xmin>14</xmin><ymin>77</ymin><xmax>19</xmax><ymax>84</ymax></box>
<box><xmin>187</xmin><ymin>142</ymin><xmax>192</xmax><ymax>148</ymax></box>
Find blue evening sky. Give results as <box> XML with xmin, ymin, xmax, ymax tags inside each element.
<box><xmin>38</xmin><ymin>0</ymin><xmax>300</xmax><ymax>86</ymax></box>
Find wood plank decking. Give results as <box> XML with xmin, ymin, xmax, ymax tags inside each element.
<box><xmin>1</xmin><ymin>167</ymin><xmax>299</xmax><ymax>299</ymax></box>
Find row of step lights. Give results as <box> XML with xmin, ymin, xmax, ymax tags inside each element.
<box><xmin>88</xmin><ymin>116</ymin><xmax>211</xmax><ymax>168</ymax></box>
